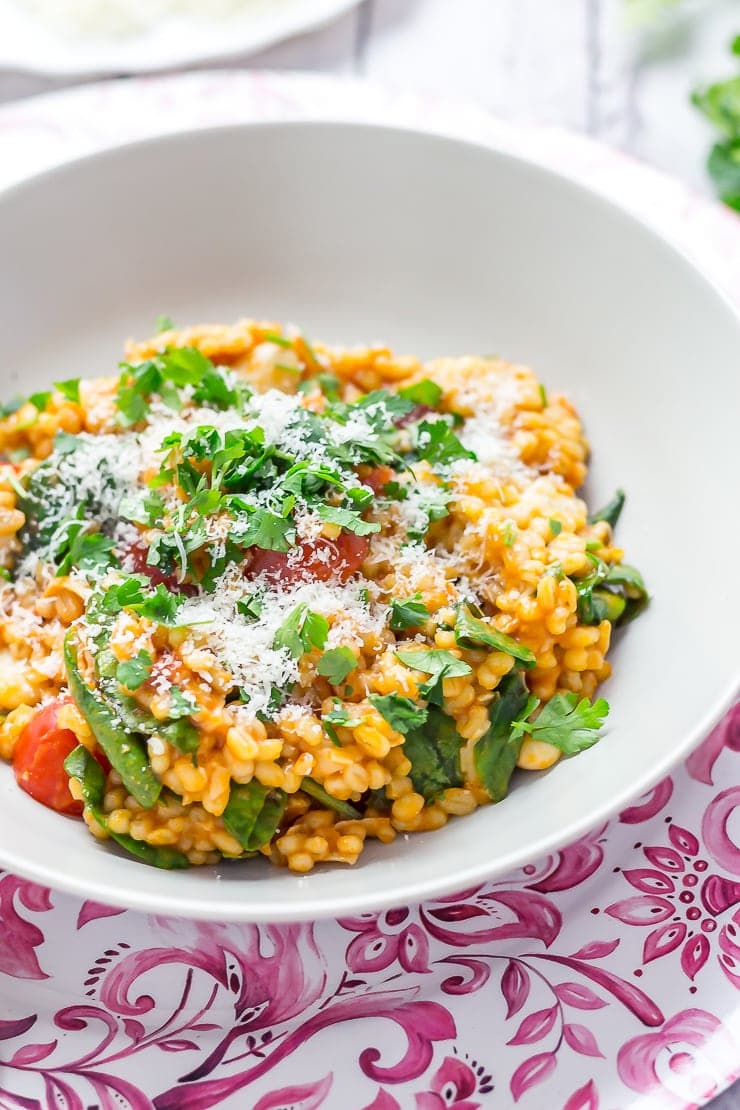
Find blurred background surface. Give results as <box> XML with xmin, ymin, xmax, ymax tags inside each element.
<box><xmin>0</xmin><ymin>4</ymin><xmax>738</xmax><ymax>1107</ymax></box>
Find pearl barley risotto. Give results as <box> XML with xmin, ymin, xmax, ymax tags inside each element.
<box><xmin>0</xmin><ymin>319</ymin><xmax>647</xmax><ymax>873</ymax></box>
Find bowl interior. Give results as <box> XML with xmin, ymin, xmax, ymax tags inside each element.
<box><xmin>1</xmin><ymin>121</ymin><xmax>739</xmax><ymax>921</ymax></box>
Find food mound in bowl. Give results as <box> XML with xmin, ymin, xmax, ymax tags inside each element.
<box><xmin>0</xmin><ymin>319</ymin><xmax>647</xmax><ymax>872</ymax></box>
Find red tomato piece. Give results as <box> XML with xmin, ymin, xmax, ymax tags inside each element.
<box><xmin>362</xmin><ymin>465</ymin><xmax>396</xmax><ymax>495</ymax></box>
<box><xmin>13</xmin><ymin>700</ymin><xmax>84</xmax><ymax>816</ymax></box>
<box><xmin>246</xmin><ymin>531</ymin><xmax>369</xmax><ymax>585</ymax></box>
<box><xmin>123</xmin><ymin>540</ymin><xmax>196</xmax><ymax>594</ymax></box>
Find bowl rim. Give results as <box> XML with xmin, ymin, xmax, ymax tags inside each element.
<box><xmin>1</xmin><ymin>117</ymin><xmax>739</xmax><ymax>921</ymax></box>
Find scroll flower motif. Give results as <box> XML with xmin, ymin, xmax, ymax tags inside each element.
<box><xmin>414</xmin><ymin>1055</ymin><xmax>482</xmax><ymax>1109</ymax></box>
<box><xmin>618</xmin><ymin>1009</ymin><xmax>740</xmax><ymax>1107</ymax></box>
<box><xmin>341</xmin><ymin>908</ymin><xmax>431</xmax><ymax>974</ymax></box>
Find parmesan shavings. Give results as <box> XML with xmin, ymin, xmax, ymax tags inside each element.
<box><xmin>174</xmin><ymin>566</ymin><xmax>389</xmax><ymax>718</ymax></box>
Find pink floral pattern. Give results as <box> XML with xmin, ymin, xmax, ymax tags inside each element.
<box><xmin>1</xmin><ymin>70</ymin><xmax>740</xmax><ymax>1109</ymax></box>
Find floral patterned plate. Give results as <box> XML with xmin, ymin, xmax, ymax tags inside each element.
<box><xmin>0</xmin><ymin>72</ymin><xmax>739</xmax><ymax>1109</ymax></box>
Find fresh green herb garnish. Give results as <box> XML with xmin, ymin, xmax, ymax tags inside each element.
<box><xmin>369</xmin><ymin>693</ymin><xmax>428</xmax><ymax>735</ymax></box>
<box><xmin>273</xmin><ymin>604</ymin><xmax>329</xmax><ymax>659</ymax></box>
<box><xmin>316</xmin><ymin>503</ymin><xmax>380</xmax><ymax>536</ymax></box>
<box><xmin>511</xmin><ymin>692</ymin><xmax>610</xmax><ymax>754</ymax></box>
<box><xmin>404</xmin><ymin>484</ymin><xmax>453</xmax><ymax>542</ymax></box>
<box><xmin>549</xmin><ymin>518</ymin><xmax>562</xmax><ymax>536</ymax></box>
<box><xmin>398</xmin><ymin>378</ymin><xmax>443</xmax><ymax>407</ymax></box>
<box><xmin>323</xmin><ymin>703</ymin><xmax>363</xmax><ymax>744</ymax></box>
<box><xmin>503</xmin><ymin>523</ymin><xmax>516</xmax><ymax>547</ymax></box>
<box><xmin>116</xmin><ymin>650</ymin><xmax>153</xmax><ymax>692</ymax></box>
<box><xmin>169</xmin><ymin>687</ymin><xmax>196</xmax><ymax>720</ymax></box>
<box><xmin>100</xmin><ymin>579</ymin><xmax>187</xmax><ymax>625</ymax></box>
<box><xmin>54</xmin><ymin>378</ymin><xmax>81</xmax><ymax>404</ymax></box>
<box><xmin>117</xmin><ymin>347</ymin><xmax>248</xmax><ymax>425</ymax></box>
<box><xmin>237</xmin><ymin>595</ymin><xmax>263</xmax><ymax>621</ymax></box>
<box><xmin>155</xmin><ymin>314</ymin><xmax>175</xmax><ymax>333</ymax></box>
<box><xmin>256</xmin><ymin>685</ymin><xmax>286</xmax><ymax>723</ymax></box>
<box><xmin>317</xmin><ymin>646</ymin><xmax>357</xmax><ymax>685</ymax></box>
<box><xmin>28</xmin><ymin>391</ymin><xmax>52</xmax><ymax>411</ymax></box>
<box><xmin>394</xmin><ymin>648</ymin><xmax>472</xmax><ymax>707</ymax></box>
<box><xmin>54</xmin><ymin>526</ymin><xmax>118</xmax><ymax>579</ymax></box>
<box><xmin>240</xmin><ymin>509</ymin><xmax>295</xmax><ymax>553</ymax></box>
<box><xmin>413</xmin><ymin>418</ymin><xmax>475</xmax><ymax>467</ymax></box>
<box><xmin>538</xmin><ymin>384</ymin><xmax>548</xmax><ymax>407</ymax></box>
<box><xmin>389</xmin><ymin>593</ymin><xmax>430</xmax><ymax>631</ymax></box>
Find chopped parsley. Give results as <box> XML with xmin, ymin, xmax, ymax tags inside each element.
<box><xmin>116</xmin><ymin>650</ymin><xmax>153</xmax><ymax>692</ymax></box>
<box><xmin>237</xmin><ymin>595</ymin><xmax>263</xmax><ymax>621</ymax></box>
<box><xmin>54</xmin><ymin>527</ymin><xmax>118</xmax><ymax>578</ymax></box>
<box><xmin>28</xmin><ymin>391</ymin><xmax>52</xmax><ymax>412</ymax></box>
<box><xmin>316</xmin><ymin>504</ymin><xmax>380</xmax><ymax>536</ymax></box>
<box><xmin>100</xmin><ymin>579</ymin><xmax>186</xmax><ymax>626</ymax></box>
<box><xmin>394</xmin><ymin>647</ymin><xmax>472</xmax><ymax>707</ymax></box>
<box><xmin>549</xmin><ymin>518</ymin><xmax>562</xmax><ymax>536</ymax></box>
<box><xmin>55</xmin><ymin>378</ymin><xmax>81</xmax><ymax>404</ymax></box>
<box><xmin>317</xmin><ymin>646</ymin><xmax>357</xmax><ymax>685</ymax></box>
<box><xmin>116</xmin><ymin>347</ymin><xmax>249</xmax><ymax>425</ymax></box>
<box><xmin>323</xmin><ymin>702</ymin><xmax>364</xmax><ymax>745</ymax></box>
<box><xmin>538</xmin><ymin>384</ymin><xmax>548</xmax><ymax>407</ymax></box>
<box><xmin>398</xmin><ymin>378</ymin><xmax>443</xmax><ymax>407</ymax></box>
<box><xmin>169</xmin><ymin>687</ymin><xmax>197</xmax><ymax>719</ymax></box>
<box><xmin>155</xmin><ymin>315</ymin><xmax>175</xmax><ymax>333</ymax></box>
<box><xmin>413</xmin><ymin>418</ymin><xmax>475</xmax><ymax>467</ymax></box>
<box><xmin>510</xmin><ymin>692</ymin><xmax>610</xmax><ymax>754</ymax></box>
<box><xmin>274</xmin><ymin>604</ymin><xmax>329</xmax><ymax>660</ymax></box>
<box><xmin>389</xmin><ymin>593</ymin><xmax>430</xmax><ymax>631</ymax></box>
<box><xmin>369</xmin><ymin>693</ymin><xmax>428</xmax><ymax>734</ymax></box>
<box><xmin>503</xmin><ymin>522</ymin><xmax>516</xmax><ymax>547</ymax></box>
<box><xmin>239</xmin><ymin>509</ymin><xmax>295</xmax><ymax>553</ymax></box>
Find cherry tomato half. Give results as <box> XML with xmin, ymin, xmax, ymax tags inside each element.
<box><xmin>246</xmin><ymin>531</ymin><xmax>369</xmax><ymax>585</ymax></box>
<box><xmin>13</xmin><ymin>700</ymin><xmax>104</xmax><ymax>816</ymax></box>
<box><xmin>362</xmin><ymin>465</ymin><xmax>396</xmax><ymax>495</ymax></box>
<box><xmin>124</xmin><ymin>540</ymin><xmax>196</xmax><ymax>594</ymax></box>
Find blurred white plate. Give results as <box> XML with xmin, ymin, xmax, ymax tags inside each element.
<box><xmin>0</xmin><ymin>0</ymin><xmax>361</xmax><ymax>76</ymax></box>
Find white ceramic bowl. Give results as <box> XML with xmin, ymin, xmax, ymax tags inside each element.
<box><xmin>1</xmin><ymin>122</ymin><xmax>739</xmax><ymax>921</ymax></box>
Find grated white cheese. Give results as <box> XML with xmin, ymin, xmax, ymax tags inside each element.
<box><xmin>457</xmin><ymin>412</ymin><xmax>522</xmax><ymax>468</ymax></box>
<box><xmin>174</xmin><ymin>566</ymin><xmax>388</xmax><ymax>718</ymax></box>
